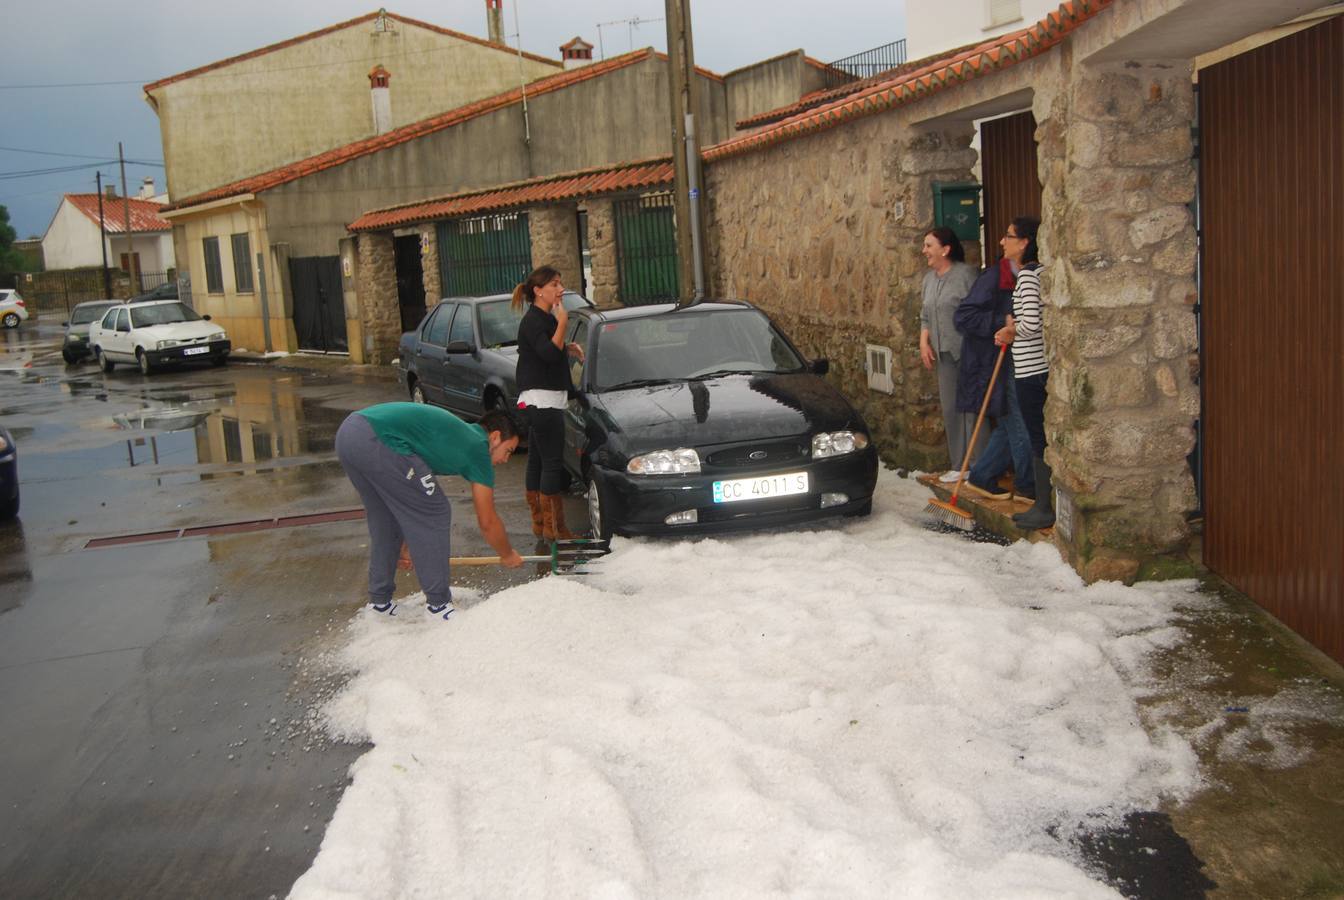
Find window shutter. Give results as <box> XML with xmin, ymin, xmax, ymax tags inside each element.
<box><xmin>988</xmin><ymin>0</ymin><xmax>1021</xmax><ymax>27</ymax></box>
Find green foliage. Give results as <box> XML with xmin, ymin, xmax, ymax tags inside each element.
<box><xmin>0</xmin><ymin>204</ymin><xmax>28</xmax><ymax>273</ymax></box>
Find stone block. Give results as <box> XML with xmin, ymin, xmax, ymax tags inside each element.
<box><xmin>1151</xmin><ymin>230</ymin><xmax>1197</xmax><ymax>276</ymax></box>
<box><xmin>1082</xmin><ymin>553</ymin><xmax>1141</xmax><ymax>585</ymax></box>
<box><xmin>1091</xmin><ymin>364</ymin><xmax>1153</xmax><ymax>409</ymax></box>
<box><xmin>1110</xmin><ymin>125</ymin><xmax>1192</xmax><ymax>168</ymax></box>
<box><xmin>1129</xmin><ymin>205</ymin><xmax>1189</xmax><ymax>249</ymax></box>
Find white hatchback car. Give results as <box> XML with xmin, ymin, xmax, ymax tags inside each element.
<box><xmin>0</xmin><ymin>289</ymin><xmax>29</xmax><ymax>328</ymax></box>
<box><xmin>89</xmin><ymin>299</ymin><xmax>230</xmax><ymax>374</ymax></box>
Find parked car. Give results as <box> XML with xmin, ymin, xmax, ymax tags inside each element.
<box><xmin>88</xmin><ymin>299</ymin><xmax>230</xmax><ymax>374</ymax></box>
<box><xmin>560</xmin><ymin>300</ymin><xmax>878</xmax><ymax>539</ymax></box>
<box><xmin>395</xmin><ymin>291</ymin><xmax>593</xmax><ymax>418</ymax></box>
<box><xmin>1</xmin><ymin>289</ymin><xmax>29</xmax><ymax>328</ymax></box>
<box><xmin>129</xmin><ymin>281</ymin><xmax>178</xmax><ymax>303</ymax></box>
<box><xmin>61</xmin><ymin>299</ymin><xmax>121</xmax><ymax>364</ymax></box>
<box><xmin>0</xmin><ymin>426</ymin><xmax>17</xmax><ymax>519</ymax></box>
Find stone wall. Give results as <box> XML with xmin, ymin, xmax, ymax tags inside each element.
<box><xmin>417</xmin><ymin>222</ymin><xmax>442</xmax><ymax>306</ymax></box>
<box><xmin>527</xmin><ymin>205</ymin><xmax>582</xmax><ymax>292</ymax></box>
<box><xmin>354</xmin><ymin>231</ymin><xmax>400</xmax><ymax>365</ymax></box>
<box><xmin>705</xmin><ymin>113</ymin><xmax>979</xmax><ymax>470</ymax></box>
<box><xmin>584</xmin><ymin>198</ymin><xmax>619</xmax><ymax>307</ymax></box>
<box><xmin>1034</xmin><ymin>56</ymin><xmax>1201</xmax><ymax>582</ymax></box>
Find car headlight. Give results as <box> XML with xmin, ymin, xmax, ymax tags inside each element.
<box><xmin>213</xmin><ymin>330</ymin><xmax>227</xmax><ymax>342</ymax></box>
<box><xmin>812</xmin><ymin>431</ymin><xmax>869</xmax><ymax>459</ymax></box>
<box><xmin>626</xmin><ymin>448</ymin><xmax>701</xmax><ymax>475</ymax></box>
<box><xmin>0</xmin><ymin>434</ymin><xmax>9</xmax><ymax>453</ymax></box>
<box><xmin>157</xmin><ymin>339</ymin><xmax>178</xmax><ymax>350</ymax></box>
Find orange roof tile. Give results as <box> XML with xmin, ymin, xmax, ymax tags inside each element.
<box><xmin>163</xmin><ymin>49</ymin><xmax>660</xmax><ymax>212</ymax></box>
<box><xmin>347</xmin><ymin>157</ymin><xmax>674</xmax><ymax>232</ymax></box>
<box><xmin>143</xmin><ymin>10</ymin><xmax>559</xmax><ymax>94</ymax></box>
<box><xmin>65</xmin><ymin>194</ymin><xmax>171</xmax><ymax>233</ymax></box>
<box><xmin>709</xmin><ymin>0</ymin><xmax>1112</xmax><ymax>162</ymax></box>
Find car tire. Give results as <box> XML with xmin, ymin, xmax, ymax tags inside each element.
<box><xmin>211</xmin><ymin>356</ymin><xmax>227</xmax><ymax>367</ymax></box>
<box><xmin>844</xmin><ymin>498</ymin><xmax>874</xmax><ymax>518</ymax></box>
<box><xmin>1</xmin><ymin>313</ymin><xmax>18</xmax><ymax>329</ymax></box>
<box><xmin>97</xmin><ymin>348</ymin><xmax>115</xmax><ymax>373</ymax></box>
<box><xmin>0</xmin><ymin>492</ymin><xmax>17</xmax><ymax>520</ymax></box>
<box><xmin>585</xmin><ymin>471</ymin><xmax>616</xmax><ymax>542</ymax></box>
<box><xmin>137</xmin><ymin>349</ymin><xmax>154</xmax><ymax>375</ymax></box>
<box><xmin>410</xmin><ymin>381</ymin><xmax>426</xmax><ymax>404</ymax></box>
<box><xmin>484</xmin><ymin>389</ymin><xmax>509</xmax><ymax>416</ymax></box>
<box><xmin>62</xmin><ymin>348</ymin><xmax>79</xmax><ymax>365</ymax></box>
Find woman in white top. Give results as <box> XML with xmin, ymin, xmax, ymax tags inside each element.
<box><xmin>918</xmin><ymin>227</ymin><xmax>979</xmax><ymax>480</ymax></box>
<box><xmin>994</xmin><ymin>216</ymin><xmax>1054</xmax><ymax>529</ymax></box>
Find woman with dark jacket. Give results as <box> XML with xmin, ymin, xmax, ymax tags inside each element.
<box><xmin>513</xmin><ymin>265</ymin><xmax>584</xmax><ymax>540</ymax></box>
<box><xmin>955</xmin><ymin>257</ymin><xmax>1035</xmax><ymax>501</ymax></box>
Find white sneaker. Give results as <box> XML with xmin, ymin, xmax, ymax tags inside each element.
<box><xmin>938</xmin><ymin>470</ymin><xmax>965</xmax><ymax>483</ymax></box>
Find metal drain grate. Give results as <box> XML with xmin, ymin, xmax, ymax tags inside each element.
<box><xmin>83</xmin><ymin>508</ymin><xmax>366</xmax><ymax>549</ymax></box>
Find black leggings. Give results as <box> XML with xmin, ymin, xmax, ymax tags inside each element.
<box><xmin>1014</xmin><ymin>372</ymin><xmax>1049</xmax><ymax>457</ymax></box>
<box><xmin>523</xmin><ymin>406</ymin><xmax>570</xmax><ymax>494</ymax></box>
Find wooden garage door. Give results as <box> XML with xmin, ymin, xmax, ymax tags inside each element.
<box><xmin>980</xmin><ymin>111</ymin><xmax>1042</xmax><ymax>256</ymax></box>
<box><xmin>1200</xmin><ymin>16</ymin><xmax>1343</xmax><ymax>664</ymax></box>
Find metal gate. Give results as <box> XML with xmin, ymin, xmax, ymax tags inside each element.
<box><xmin>436</xmin><ymin>212</ymin><xmax>532</xmax><ymax>297</ymax></box>
<box><xmin>980</xmin><ymin>111</ymin><xmax>1042</xmax><ymax>258</ymax></box>
<box><xmin>614</xmin><ymin>193</ymin><xmax>679</xmax><ymax>305</ymax></box>
<box><xmin>288</xmin><ymin>256</ymin><xmax>348</xmax><ymax>353</ymax></box>
<box><xmin>1199</xmin><ymin>16</ymin><xmax>1343</xmax><ymax>664</ymax></box>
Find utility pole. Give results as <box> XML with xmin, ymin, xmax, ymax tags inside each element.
<box><xmin>663</xmin><ymin>0</ymin><xmax>706</xmax><ymax>303</ymax></box>
<box><xmin>95</xmin><ymin>172</ymin><xmax>112</xmax><ymax>298</ymax></box>
<box><xmin>118</xmin><ymin>142</ymin><xmax>136</xmax><ymax>294</ymax></box>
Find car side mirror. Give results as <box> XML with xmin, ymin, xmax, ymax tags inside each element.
<box><xmin>810</xmin><ymin>358</ymin><xmax>830</xmax><ymax>376</ymax></box>
<box><xmin>445</xmin><ymin>340</ymin><xmax>473</xmax><ymax>354</ymax></box>
<box><xmin>202</xmin><ymin>314</ymin><xmax>212</xmax><ymax>321</ymax></box>
<box><xmin>61</xmin><ymin>321</ymin><xmax>69</xmax><ymax>327</ymax></box>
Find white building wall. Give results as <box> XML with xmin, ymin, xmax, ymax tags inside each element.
<box><xmin>108</xmin><ymin>232</ymin><xmax>175</xmax><ymax>273</ymax></box>
<box><xmin>906</xmin><ymin>0</ymin><xmax>1061</xmax><ymax>61</ymax></box>
<box><xmin>41</xmin><ymin>201</ymin><xmax>105</xmax><ymax>269</ymax></box>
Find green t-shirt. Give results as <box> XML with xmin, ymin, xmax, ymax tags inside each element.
<box><xmin>358</xmin><ymin>402</ymin><xmax>494</xmax><ymax>487</ymax></box>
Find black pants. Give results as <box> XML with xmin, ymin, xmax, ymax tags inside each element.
<box><xmin>522</xmin><ymin>406</ymin><xmax>569</xmax><ymax>494</ymax></box>
<box><xmin>1014</xmin><ymin>371</ymin><xmax>1049</xmax><ymax>457</ymax></box>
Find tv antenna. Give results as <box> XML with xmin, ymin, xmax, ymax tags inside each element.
<box><xmin>596</xmin><ymin>15</ymin><xmax>664</xmax><ymax>59</ymax></box>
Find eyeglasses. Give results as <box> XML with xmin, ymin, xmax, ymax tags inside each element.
<box><xmin>1003</xmin><ymin>232</ymin><xmax>1024</xmax><ymax>240</ymax></box>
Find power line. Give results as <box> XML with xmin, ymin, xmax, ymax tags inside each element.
<box><xmin>0</xmin><ymin>144</ymin><xmax>162</xmax><ymax>164</ymax></box>
<box><xmin>0</xmin><ymin>161</ymin><xmax>114</xmax><ymax>181</ymax></box>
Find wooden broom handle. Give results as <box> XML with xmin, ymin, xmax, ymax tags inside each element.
<box><xmin>950</xmin><ymin>343</ymin><xmax>1008</xmax><ymax>502</ymax></box>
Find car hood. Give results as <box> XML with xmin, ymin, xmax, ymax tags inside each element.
<box><xmin>590</xmin><ymin>372</ymin><xmax>865</xmax><ymax>452</ymax></box>
<box><xmin>140</xmin><ymin>321</ymin><xmax>225</xmax><ymax>340</ymax></box>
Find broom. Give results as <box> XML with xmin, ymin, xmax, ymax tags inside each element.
<box><xmin>925</xmin><ymin>342</ymin><xmax>1008</xmax><ymax>531</ymax></box>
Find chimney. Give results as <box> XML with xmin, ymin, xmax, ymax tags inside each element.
<box><xmin>104</xmin><ymin>184</ymin><xmax>117</xmax><ymax>199</ymax></box>
<box><xmin>369</xmin><ymin>65</ymin><xmax>393</xmax><ymax>135</ymax></box>
<box><xmin>138</xmin><ymin>176</ymin><xmax>156</xmax><ymax>199</ymax></box>
<box><xmin>486</xmin><ymin>0</ymin><xmax>504</xmax><ymax>45</ymax></box>
<box><xmin>560</xmin><ymin>36</ymin><xmax>594</xmax><ymax>70</ymax></box>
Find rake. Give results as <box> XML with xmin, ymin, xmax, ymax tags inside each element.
<box><xmin>451</xmin><ymin>538</ymin><xmax>611</xmax><ymax>574</ymax></box>
<box><xmin>925</xmin><ymin>343</ymin><xmax>1007</xmax><ymax>532</ymax></box>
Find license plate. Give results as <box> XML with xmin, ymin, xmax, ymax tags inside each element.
<box><xmin>183</xmin><ymin>346</ymin><xmax>209</xmax><ymax>356</ymax></box>
<box><xmin>712</xmin><ymin>471</ymin><xmax>809</xmax><ymax>503</ymax></box>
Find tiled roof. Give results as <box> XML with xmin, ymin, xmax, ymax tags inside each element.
<box><xmin>163</xmin><ymin>49</ymin><xmax>660</xmax><ymax>212</ymax></box>
<box><xmin>710</xmin><ymin>0</ymin><xmax>1113</xmax><ymax>161</ymax></box>
<box><xmin>65</xmin><ymin>194</ymin><xmax>171</xmax><ymax>233</ymax></box>
<box><xmin>143</xmin><ymin>10</ymin><xmax>559</xmax><ymax>94</ymax></box>
<box><xmin>347</xmin><ymin>157</ymin><xmax>674</xmax><ymax>232</ymax></box>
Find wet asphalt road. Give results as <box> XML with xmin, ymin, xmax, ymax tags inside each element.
<box><xmin>0</xmin><ymin>318</ymin><xmax>547</xmax><ymax>898</ymax></box>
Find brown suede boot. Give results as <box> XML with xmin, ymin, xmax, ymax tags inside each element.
<box><xmin>525</xmin><ymin>490</ymin><xmax>545</xmax><ymax>537</ymax></box>
<box><xmin>541</xmin><ymin>493</ymin><xmax>577</xmax><ymax>541</ymax></box>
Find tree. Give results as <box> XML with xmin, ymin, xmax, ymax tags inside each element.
<box><xmin>0</xmin><ymin>204</ymin><xmax>31</xmax><ymax>273</ymax></box>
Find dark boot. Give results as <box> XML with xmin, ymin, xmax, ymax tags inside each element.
<box><xmin>1012</xmin><ymin>457</ymin><xmax>1055</xmax><ymax>530</ymax></box>
<box><xmin>525</xmin><ymin>490</ymin><xmax>545</xmax><ymax>537</ymax></box>
<box><xmin>541</xmin><ymin>493</ymin><xmax>577</xmax><ymax>541</ymax></box>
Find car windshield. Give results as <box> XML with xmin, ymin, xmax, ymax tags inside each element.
<box><xmin>593</xmin><ymin>309</ymin><xmax>806</xmax><ymax>391</ymax></box>
<box><xmin>477</xmin><ymin>299</ymin><xmax>523</xmax><ymax>347</ymax></box>
<box><xmin>130</xmin><ymin>302</ymin><xmax>203</xmax><ymax>328</ymax></box>
<box><xmin>71</xmin><ymin>304</ymin><xmax>115</xmax><ymax>325</ymax></box>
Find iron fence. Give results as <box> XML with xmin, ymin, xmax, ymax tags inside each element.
<box><xmin>820</xmin><ymin>39</ymin><xmax>908</xmax><ymax>90</ymax></box>
<box><xmin>613</xmin><ymin>193</ymin><xmax>679</xmax><ymax>305</ymax></box>
<box><xmin>9</xmin><ymin>268</ymin><xmax>175</xmax><ymax>315</ymax></box>
<box><xmin>437</xmin><ymin>212</ymin><xmax>533</xmax><ymax>297</ymax></box>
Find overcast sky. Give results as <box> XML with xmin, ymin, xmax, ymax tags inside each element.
<box><xmin>0</xmin><ymin>1</ymin><xmax>907</xmax><ymax>239</ymax></box>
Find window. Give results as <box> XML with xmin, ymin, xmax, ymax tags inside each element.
<box><xmin>115</xmin><ymin>309</ymin><xmax>130</xmax><ymax>332</ymax></box>
<box><xmin>987</xmin><ymin>0</ymin><xmax>1021</xmax><ymax>27</ymax></box>
<box><xmin>568</xmin><ymin>320</ymin><xmax>588</xmax><ymax>389</ymax></box>
<box><xmin>202</xmin><ymin>237</ymin><xmax>224</xmax><ymax>294</ymax></box>
<box><xmin>425</xmin><ymin>303</ymin><xmax>454</xmax><ymax>345</ymax></box>
<box><xmin>100</xmin><ymin>308</ymin><xmax>119</xmax><ymax>329</ymax></box>
<box><xmin>130</xmin><ymin>302</ymin><xmax>202</xmax><ymax>328</ymax></box>
<box><xmin>448</xmin><ymin>305</ymin><xmax>475</xmax><ymax>346</ymax></box>
<box><xmin>230</xmin><ymin>233</ymin><xmax>254</xmax><ymax>293</ymax></box>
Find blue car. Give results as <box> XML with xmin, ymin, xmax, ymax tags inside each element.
<box><xmin>0</xmin><ymin>427</ymin><xmax>17</xmax><ymax>519</ymax></box>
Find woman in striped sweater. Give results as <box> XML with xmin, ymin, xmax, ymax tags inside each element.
<box><xmin>994</xmin><ymin>216</ymin><xmax>1054</xmax><ymax>530</ymax></box>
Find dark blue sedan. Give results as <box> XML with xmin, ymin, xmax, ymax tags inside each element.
<box><xmin>0</xmin><ymin>427</ymin><xmax>17</xmax><ymax>519</ymax></box>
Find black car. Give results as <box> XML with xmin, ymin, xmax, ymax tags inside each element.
<box><xmin>0</xmin><ymin>426</ymin><xmax>17</xmax><ymax>519</ymax></box>
<box><xmin>395</xmin><ymin>291</ymin><xmax>593</xmax><ymax>418</ymax></box>
<box><xmin>61</xmin><ymin>299</ymin><xmax>121</xmax><ymax>364</ymax></box>
<box><xmin>560</xmin><ymin>300</ymin><xmax>878</xmax><ymax>539</ymax></box>
<box><xmin>129</xmin><ymin>281</ymin><xmax>178</xmax><ymax>303</ymax></box>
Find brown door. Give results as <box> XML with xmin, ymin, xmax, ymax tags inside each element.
<box><xmin>1200</xmin><ymin>16</ymin><xmax>1343</xmax><ymax>664</ymax></box>
<box><xmin>980</xmin><ymin>111</ymin><xmax>1042</xmax><ymax>260</ymax></box>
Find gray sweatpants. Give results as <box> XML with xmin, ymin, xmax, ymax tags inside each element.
<box><xmin>335</xmin><ymin>413</ymin><xmax>453</xmax><ymax>607</ymax></box>
<box><xmin>937</xmin><ymin>352</ymin><xmax>984</xmax><ymax>468</ymax></box>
